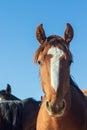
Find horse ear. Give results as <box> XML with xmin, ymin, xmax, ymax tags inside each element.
<box><xmin>6</xmin><ymin>84</ymin><xmax>11</xmax><ymax>95</ymax></box>
<box><xmin>36</xmin><ymin>24</ymin><xmax>46</xmax><ymax>44</ymax></box>
<box><xmin>64</xmin><ymin>23</ymin><xmax>74</xmax><ymax>47</ymax></box>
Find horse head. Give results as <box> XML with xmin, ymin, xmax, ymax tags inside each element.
<box><xmin>34</xmin><ymin>23</ymin><xmax>74</xmax><ymax>117</ymax></box>
<box><xmin>0</xmin><ymin>84</ymin><xmax>21</xmax><ymax>101</ymax></box>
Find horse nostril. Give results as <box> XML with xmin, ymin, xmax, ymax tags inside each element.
<box><xmin>46</xmin><ymin>101</ymin><xmax>52</xmax><ymax>111</ymax></box>
<box><xmin>61</xmin><ymin>100</ymin><xmax>66</xmax><ymax>109</ymax></box>
<box><xmin>46</xmin><ymin>101</ymin><xmax>49</xmax><ymax>108</ymax></box>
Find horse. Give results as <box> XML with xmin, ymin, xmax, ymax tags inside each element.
<box><xmin>0</xmin><ymin>98</ymin><xmax>40</xmax><ymax>130</ymax></box>
<box><xmin>34</xmin><ymin>23</ymin><xmax>87</xmax><ymax>130</ymax></box>
<box><xmin>0</xmin><ymin>85</ymin><xmax>41</xmax><ymax>130</ymax></box>
<box><xmin>82</xmin><ymin>90</ymin><xmax>87</xmax><ymax>96</ymax></box>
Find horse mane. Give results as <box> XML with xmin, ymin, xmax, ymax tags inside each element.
<box><xmin>70</xmin><ymin>76</ymin><xmax>84</xmax><ymax>98</ymax></box>
<box><xmin>0</xmin><ymin>100</ymin><xmax>23</xmax><ymax>130</ymax></box>
<box><xmin>0</xmin><ymin>90</ymin><xmax>21</xmax><ymax>101</ymax></box>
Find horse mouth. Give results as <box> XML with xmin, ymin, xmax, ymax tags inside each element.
<box><xmin>46</xmin><ymin>99</ymin><xmax>66</xmax><ymax>117</ymax></box>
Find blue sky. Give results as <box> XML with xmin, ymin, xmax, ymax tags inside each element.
<box><xmin>0</xmin><ymin>0</ymin><xmax>87</xmax><ymax>100</ymax></box>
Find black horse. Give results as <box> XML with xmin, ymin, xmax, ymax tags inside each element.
<box><xmin>0</xmin><ymin>84</ymin><xmax>41</xmax><ymax>130</ymax></box>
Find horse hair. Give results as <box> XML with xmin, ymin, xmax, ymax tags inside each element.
<box><xmin>0</xmin><ymin>101</ymin><xmax>23</xmax><ymax>130</ymax></box>
<box><xmin>0</xmin><ymin>90</ymin><xmax>21</xmax><ymax>101</ymax></box>
<box><xmin>70</xmin><ymin>76</ymin><xmax>84</xmax><ymax>98</ymax></box>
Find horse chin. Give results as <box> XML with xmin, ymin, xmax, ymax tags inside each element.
<box><xmin>46</xmin><ymin>99</ymin><xmax>66</xmax><ymax>117</ymax></box>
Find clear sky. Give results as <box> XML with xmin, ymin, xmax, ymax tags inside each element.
<box><xmin>0</xmin><ymin>0</ymin><xmax>87</xmax><ymax>100</ymax></box>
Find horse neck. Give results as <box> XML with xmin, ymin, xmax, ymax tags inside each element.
<box><xmin>70</xmin><ymin>81</ymin><xmax>85</xmax><ymax>109</ymax></box>
<box><xmin>70</xmin><ymin>83</ymin><xmax>87</xmax><ymax>129</ymax></box>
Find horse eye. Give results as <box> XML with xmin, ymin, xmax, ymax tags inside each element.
<box><xmin>37</xmin><ymin>60</ymin><xmax>41</xmax><ymax>65</ymax></box>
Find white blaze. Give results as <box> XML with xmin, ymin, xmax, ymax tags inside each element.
<box><xmin>47</xmin><ymin>47</ymin><xmax>63</xmax><ymax>91</ymax></box>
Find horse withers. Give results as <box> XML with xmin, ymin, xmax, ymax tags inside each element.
<box><xmin>34</xmin><ymin>23</ymin><xmax>87</xmax><ymax>130</ymax></box>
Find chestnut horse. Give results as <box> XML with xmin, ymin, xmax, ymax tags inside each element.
<box><xmin>82</xmin><ymin>90</ymin><xmax>87</xmax><ymax>96</ymax></box>
<box><xmin>0</xmin><ymin>84</ymin><xmax>40</xmax><ymax>130</ymax></box>
<box><xmin>34</xmin><ymin>23</ymin><xmax>87</xmax><ymax>130</ymax></box>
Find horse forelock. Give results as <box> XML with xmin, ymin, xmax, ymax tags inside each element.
<box><xmin>47</xmin><ymin>35</ymin><xmax>73</xmax><ymax>64</ymax></box>
<box><xmin>34</xmin><ymin>35</ymin><xmax>73</xmax><ymax>65</ymax></box>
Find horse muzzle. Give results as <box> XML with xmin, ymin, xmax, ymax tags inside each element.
<box><xmin>46</xmin><ymin>99</ymin><xmax>66</xmax><ymax>117</ymax></box>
